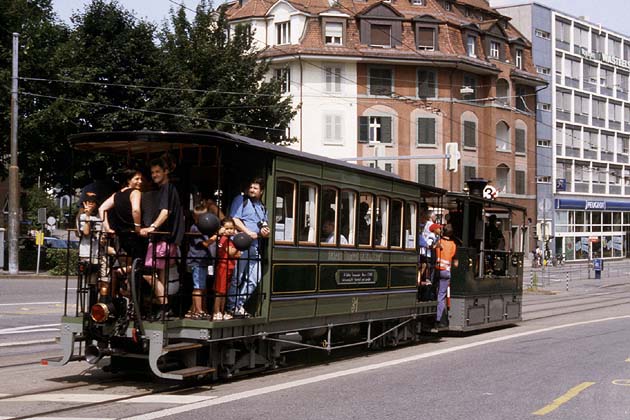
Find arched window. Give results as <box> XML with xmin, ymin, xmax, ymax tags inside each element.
<box><xmin>461</xmin><ymin>111</ymin><xmax>478</xmax><ymax>149</ymax></box>
<box><xmin>515</xmin><ymin>120</ymin><xmax>527</xmax><ymax>154</ymax></box>
<box><xmin>496</xmin><ymin>121</ymin><xmax>510</xmax><ymax>151</ymax></box>
<box><xmin>496</xmin><ymin>164</ymin><xmax>510</xmax><ymax>193</ymax></box>
<box><xmin>496</xmin><ymin>79</ymin><xmax>510</xmax><ymax>106</ymax></box>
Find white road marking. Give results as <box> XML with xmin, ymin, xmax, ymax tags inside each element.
<box><xmin>0</xmin><ymin>338</ymin><xmax>57</xmax><ymax>348</ymax></box>
<box><xmin>0</xmin><ymin>329</ymin><xmax>59</xmax><ymax>335</ymax></box>
<box><xmin>123</xmin><ymin>395</ymin><xmax>217</xmax><ymax>404</ymax></box>
<box><xmin>119</xmin><ymin>315</ymin><xmax>630</xmax><ymax>420</ymax></box>
<box><xmin>0</xmin><ymin>324</ymin><xmax>59</xmax><ymax>332</ymax></box>
<box><xmin>2</xmin><ymin>394</ymin><xmax>217</xmax><ymax>404</ymax></box>
<box><xmin>0</xmin><ymin>418</ymin><xmax>114</xmax><ymax>420</ymax></box>
<box><xmin>0</xmin><ymin>302</ymin><xmax>61</xmax><ymax>307</ymax></box>
<box><xmin>0</xmin><ymin>324</ymin><xmax>60</xmax><ymax>335</ymax></box>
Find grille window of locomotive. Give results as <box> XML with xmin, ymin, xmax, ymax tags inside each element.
<box><xmin>47</xmin><ymin>131</ymin><xmax>525</xmax><ymax>382</ymax></box>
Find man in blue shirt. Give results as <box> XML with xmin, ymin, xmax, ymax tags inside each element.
<box><xmin>226</xmin><ymin>177</ymin><xmax>270</xmax><ymax>317</ymax></box>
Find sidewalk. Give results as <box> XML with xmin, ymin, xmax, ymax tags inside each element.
<box><xmin>0</xmin><ymin>270</ymin><xmax>65</xmax><ymax>280</ymax></box>
<box><xmin>523</xmin><ymin>259</ymin><xmax>630</xmax><ymax>294</ymax></box>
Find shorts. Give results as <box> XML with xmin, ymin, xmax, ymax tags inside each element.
<box><xmin>144</xmin><ymin>241</ymin><xmax>178</xmax><ymax>270</ymax></box>
<box><xmin>191</xmin><ymin>265</ymin><xmax>207</xmax><ymax>289</ymax></box>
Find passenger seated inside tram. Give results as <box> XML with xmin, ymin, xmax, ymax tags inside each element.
<box><xmin>321</xmin><ymin>212</ymin><xmax>348</xmax><ymax>245</ymax></box>
<box><xmin>485</xmin><ymin>215</ymin><xmax>505</xmax><ymax>250</ymax></box>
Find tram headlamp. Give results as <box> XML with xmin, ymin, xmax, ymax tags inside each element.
<box><xmin>91</xmin><ymin>302</ymin><xmax>111</xmax><ymax>323</ymax></box>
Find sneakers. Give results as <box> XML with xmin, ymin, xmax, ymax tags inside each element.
<box><xmin>212</xmin><ymin>313</ymin><xmax>223</xmax><ymax>321</ymax></box>
<box><xmin>234</xmin><ymin>307</ymin><xmax>250</xmax><ymax>318</ymax></box>
<box><xmin>222</xmin><ymin>313</ymin><xmax>233</xmax><ymax>320</ymax></box>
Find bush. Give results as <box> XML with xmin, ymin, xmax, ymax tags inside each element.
<box><xmin>47</xmin><ymin>248</ymin><xmax>79</xmax><ymax>276</ymax></box>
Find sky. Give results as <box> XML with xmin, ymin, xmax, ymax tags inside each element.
<box><xmin>52</xmin><ymin>0</ymin><xmax>626</xmax><ymax>35</ymax></box>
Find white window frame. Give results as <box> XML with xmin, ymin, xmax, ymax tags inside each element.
<box><xmin>276</xmin><ymin>21</ymin><xmax>291</xmax><ymax>45</ymax></box>
<box><xmin>324</xmin><ymin>66</ymin><xmax>342</xmax><ymax>93</ymax></box>
<box><xmin>536</xmin><ymin>65</ymin><xmax>551</xmax><ymax>75</ymax></box>
<box><xmin>467</xmin><ymin>35</ymin><xmax>476</xmax><ymax>57</ymax></box>
<box><xmin>515</xmin><ymin>49</ymin><xmax>523</xmax><ymax>69</ymax></box>
<box><xmin>535</xmin><ymin>29</ymin><xmax>550</xmax><ymax>40</ymax></box>
<box><xmin>323</xmin><ymin>114</ymin><xmax>343</xmax><ymax>145</ymax></box>
<box><xmin>324</xmin><ymin>22</ymin><xmax>343</xmax><ymax>45</ymax></box>
<box><xmin>490</xmin><ymin>41</ymin><xmax>500</xmax><ymax>59</ymax></box>
<box><xmin>275</xmin><ymin>68</ymin><xmax>291</xmax><ymax>93</ymax></box>
<box><xmin>537</xmin><ymin>102</ymin><xmax>551</xmax><ymax>111</ymax></box>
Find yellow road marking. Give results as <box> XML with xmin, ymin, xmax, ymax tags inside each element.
<box><xmin>532</xmin><ymin>382</ymin><xmax>596</xmax><ymax>416</ymax></box>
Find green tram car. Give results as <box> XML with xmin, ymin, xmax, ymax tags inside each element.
<box><xmin>48</xmin><ymin>130</ymin><xmax>526</xmax><ymax>380</ymax></box>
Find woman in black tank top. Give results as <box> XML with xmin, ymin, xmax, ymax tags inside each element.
<box><xmin>100</xmin><ymin>169</ymin><xmax>146</xmax><ymax>261</ymax></box>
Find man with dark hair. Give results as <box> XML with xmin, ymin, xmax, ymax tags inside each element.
<box><xmin>140</xmin><ymin>157</ymin><xmax>185</xmax><ymax>311</ymax></box>
<box><xmin>226</xmin><ymin>177</ymin><xmax>270</xmax><ymax>317</ymax></box>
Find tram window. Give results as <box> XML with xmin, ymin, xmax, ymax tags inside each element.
<box><xmin>274</xmin><ymin>179</ymin><xmax>296</xmax><ymax>243</ymax></box>
<box><xmin>340</xmin><ymin>190</ymin><xmax>357</xmax><ymax>246</ymax></box>
<box><xmin>404</xmin><ymin>202</ymin><xmax>417</xmax><ymax>249</ymax></box>
<box><xmin>320</xmin><ymin>187</ymin><xmax>341</xmax><ymax>245</ymax></box>
<box><xmin>358</xmin><ymin>194</ymin><xmax>373</xmax><ymax>246</ymax></box>
<box><xmin>375</xmin><ymin>197</ymin><xmax>389</xmax><ymax>247</ymax></box>
<box><xmin>298</xmin><ymin>183</ymin><xmax>318</xmax><ymax>244</ymax></box>
<box><xmin>390</xmin><ymin>200</ymin><xmax>403</xmax><ymax>248</ymax></box>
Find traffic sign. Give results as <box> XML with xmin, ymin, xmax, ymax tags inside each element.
<box><xmin>483</xmin><ymin>185</ymin><xmax>497</xmax><ymax>200</ymax></box>
<box><xmin>35</xmin><ymin>231</ymin><xmax>44</xmax><ymax>246</ymax></box>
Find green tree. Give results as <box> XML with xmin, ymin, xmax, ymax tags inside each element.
<box><xmin>158</xmin><ymin>2</ymin><xmax>296</xmax><ymax>142</ymax></box>
<box><xmin>0</xmin><ymin>0</ymin><xmax>69</xmax><ymax>188</ymax></box>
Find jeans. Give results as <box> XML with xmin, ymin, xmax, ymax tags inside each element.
<box><xmin>191</xmin><ymin>265</ymin><xmax>208</xmax><ymax>290</ymax></box>
<box><xmin>226</xmin><ymin>244</ymin><xmax>260</xmax><ymax>311</ymax></box>
<box><xmin>436</xmin><ymin>270</ymin><xmax>450</xmax><ymax>323</ymax></box>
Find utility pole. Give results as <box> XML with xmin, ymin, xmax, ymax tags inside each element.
<box><xmin>8</xmin><ymin>33</ymin><xmax>20</xmax><ymax>274</ymax></box>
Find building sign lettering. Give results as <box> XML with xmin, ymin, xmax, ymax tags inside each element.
<box><xmin>579</xmin><ymin>47</ymin><xmax>630</xmax><ymax>71</ymax></box>
<box><xmin>585</xmin><ymin>201</ymin><xmax>606</xmax><ymax>210</ymax></box>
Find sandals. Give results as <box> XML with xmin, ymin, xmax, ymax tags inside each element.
<box><xmin>185</xmin><ymin>311</ymin><xmax>211</xmax><ymax>320</ymax></box>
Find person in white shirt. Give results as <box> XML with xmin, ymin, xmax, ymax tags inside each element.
<box><xmin>322</xmin><ymin>218</ymin><xmax>348</xmax><ymax>245</ymax></box>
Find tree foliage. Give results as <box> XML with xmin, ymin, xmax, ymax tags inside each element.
<box><xmin>0</xmin><ymin>0</ymin><xmax>296</xmax><ymax>193</ymax></box>
<box><xmin>157</xmin><ymin>1</ymin><xmax>296</xmax><ymax>141</ymax></box>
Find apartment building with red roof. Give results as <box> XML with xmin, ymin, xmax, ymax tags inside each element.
<box><xmin>226</xmin><ymin>0</ymin><xmax>545</xmax><ymax>224</ymax></box>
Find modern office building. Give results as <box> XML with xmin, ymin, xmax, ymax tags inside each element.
<box><xmin>496</xmin><ymin>2</ymin><xmax>630</xmax><ymax>260</ymax></box>
<box><xmin>226</xmin><ymin>0</ymin><xmax>545</xmax><ymax>233</ymax></box>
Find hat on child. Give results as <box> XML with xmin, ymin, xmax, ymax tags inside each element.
<box><xmin>429</xmin><ymin>223</ymin><xmax>443</xmax><ymax>233</ymax></box>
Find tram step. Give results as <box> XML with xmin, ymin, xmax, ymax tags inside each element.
<box><xmin>162</xmin><ymin>342</ymin><xmax>204</xmax><ymax>353</ymax></box>
<box><xmin>166</xmin><ymin>366</ymin><xmax>216</xmax><ymax>379</ymax></box>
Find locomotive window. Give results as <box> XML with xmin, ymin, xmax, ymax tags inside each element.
<box><xmin>320</xmin><ymin>187</ymin><xmax>343</xmax><ymax>246</ymax></box>
<box><xmin>404</xmin><ymin>201</ymin><xmax>417</xmax><ymax>249</ymax></box>
<box><xmin>274</xmin><ymin>179</ymin><xmax>296</xmax><ymax>244</ymax></box>
<box><xmin>340</xmin><ymin>190</ymin><xmax>357</xmax><ymax>246</ymax></box>
<box><xmin>390</xmin><ymin>200</ymin><xmax>403</xmax><ymax>248</ymax></box>
<box><xmin>375</xmin><ymin>197</ymin><xmax>389</xmax><ymax>248</ymax></box>
<box><xmin>358</xmin><ymin>194</ymin><xmax>373</xmax><ymax>246</ymax></box>
<box><xmin>298</xmin><ymin>183</ymin><xmax>318</xmax><ymax>244</ymax></box>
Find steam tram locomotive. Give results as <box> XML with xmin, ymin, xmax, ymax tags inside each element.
<box><xmin>47</xmin><ymin>130</ymin><xmax>526</xmax><ymax>380</ymax></box>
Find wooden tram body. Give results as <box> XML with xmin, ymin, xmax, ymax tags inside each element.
<box><xmin>48</xmin><ymin>130</ymin><xmax>525</xmax><ymax>380</ymax></box>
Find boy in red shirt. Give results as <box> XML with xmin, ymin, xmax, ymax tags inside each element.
<box><xmin>213</xmin><ymin>217</ymin><xmax>241</xmax><ymax>321</ymax></box>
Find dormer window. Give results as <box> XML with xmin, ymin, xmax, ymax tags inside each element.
<box><xmin>490</xmin><ymin>41</ymin><xmax>500</xmax><ymax>58</ymax></box>
<box><xmin>371</xmin><ymin>24</ymin><xmax>392</xmax><ymax>47</ymax></box>
<box><xmin>325</xmin><ymin>21</ymin><xmax>343</xmax><ymax>45</ymax></box>
<box><xmin>467</xmin><ymin>35</ymin><xmax>476</xmax><ymax>57</ymax></box>
<box><xmin>417</xmin><ymin>27</ymin><xmax>436</xmax><ymax>50</ymax></box>
<box><xmin>515</xmin><ymin>48</ymin><xmax>523</xmax><ymax>69</ymax></box>
<box><xmin>443</xmin><ymin>1</ymin><xmax>451</xmax><ymax>11</ymax></box>
<box><xmin>276</xmin><ymin>21</ymin><xmax>291</xmax><ymax>45</ymax></box>
<box><xmin>411</xmin><ymin>0</ymin><xmax>425</xmax><ymax>4</ymax></box>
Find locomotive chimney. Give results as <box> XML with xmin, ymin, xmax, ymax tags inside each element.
<box><xmin>466</xmin><ymin>178</ymin><xmax>488</xmax><ymax>197</ymax></box>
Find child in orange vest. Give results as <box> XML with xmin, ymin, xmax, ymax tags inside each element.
<box><xmin>434</xmin><ymin>224</ymin><xmax>458</xmax><ymax>328</ymax></box>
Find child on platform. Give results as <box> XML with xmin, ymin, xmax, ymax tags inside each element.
<box><xmin>213</xmin><ymin>217</ymin><xmax>240</xmax><ymax>321</ymax></box>
<box><xmin>186</xmin><ymin>204</ymin><xmax>216</xmax><ymax>319</ymax></box>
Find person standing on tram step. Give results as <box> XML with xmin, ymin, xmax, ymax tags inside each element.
<box><xmin>226</xmin><ymin>177</ymin><xmax>270</xmax><ymax>317</ymax></box>
<box><xmin>140</xmin><ymin>156</ymin><xmax>185</xmax><ymax>311</ymax></box>
<box><xmin>418</xmin><ymin>210</ymin><xmax>438</xmax><ymax>286</ymax></box>
<box><xmin>434</xmin><ymin>223</ymin><xmax>458</xmax><ymax>329</ymax></box>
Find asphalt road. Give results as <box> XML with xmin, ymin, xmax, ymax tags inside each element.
<box><xmin>1</xmin><ymin>268</ymin><xmax>630</xmax><ymax>419</ymax></box>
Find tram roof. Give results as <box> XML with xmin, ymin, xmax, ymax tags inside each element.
<box><xmin>70</xmin><ymin>130</ymin><xmax>446</xmax><ymax>197</ymax></box>
<box><xmin>445</xmin><ymin>191</ymin><xmax>527</xmax><ymax>214</ymax></box>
